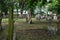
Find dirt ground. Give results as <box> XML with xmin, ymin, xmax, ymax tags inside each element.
<box><xmin>16</xmin><ymin>29</ymin><xmax>60</xmax><ymax>40</ymax></box>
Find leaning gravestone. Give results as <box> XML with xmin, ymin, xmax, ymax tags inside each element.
<box><xmin>53</xmin><ymin>15</ymin><xmax>57</xmax><ymax>20</ymax></box>
<box><xmin>47</xmin><ymin>15</ymin><xmax>58</xmax><ymax>35</ymax></box>
<box><xmin>46</xmin><ymin>15</ymin><xmax>52</xmax><ymax>23</ymax></box>
<box><xmin>35</xmin><ymin>14</ymin><xmax>41</xmax><ymax>20</ymax></box>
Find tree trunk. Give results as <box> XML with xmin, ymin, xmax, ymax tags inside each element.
<box><xmin>0</xmin><ymin>11</ymin><xmax>2</xmax><ymax>31</ymax></box>
<box><xmin>26</xmin><ymin>9</ymin><xmax>32</xmax><ymax>24</ymax></box>
<box><xmin>5</xmin><ymin>10</ymin><xmax>8</xmax><ymax>18</ymax></box>
<box><xmin>8</xmin><ymin>6</ymin><xmax>14</xmax><ymax>40</ymax></box>
<box><xmin>20</xmin><ymin>9</ymin><xmax>23</xmax><ymax>18</ymax></box>
<box><xmin>19</xmin><ymin>0</ymin><xmax>25</xmax><ymax>18</ymax></box>
<box><xmin>16</xmin><ymin>8</ymin><xmax>18</xmax><ymax>18</ymax></box>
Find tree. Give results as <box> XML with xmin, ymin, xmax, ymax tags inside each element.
<box><xmin>37</xmin><ymin>0</ymin><xmax>47</xmax><ymax>14</ymax></box>
<box><xmin>0</xmin><ymin>0</ymin><xmax>5</xmax><ymax>31</ymax></box>
<box><xmin>0</xmin><ymin>0</ymin><xmax>9</xmax><ymax>18</ymax></box>
<box><xmin>25</xmin><ymin>0</ymin><xmax>38</xmax><ymax>24</ymax></box>
<box><xmin>14</xmin><ymin>0</ymin><xmax>19</xmax><ymax>18</ymax></box>
<box><xmin>0</xmin><ymin>11</ymin><xmax>3</xmax><ymax>31</ymax></box>
<box><xmin>19</xmin><ymin>0</ymin><xmax>25</xmax><ymax>18</ymax></box>
<box><xmin>46</xmin><ymin>0</ymin><xmax>60</xmax><ymax>30</ymax></box>
<box><xmin>7</xmin><ymin>1</ymin><xmax>14</xmax><ymax>40</ymax></box>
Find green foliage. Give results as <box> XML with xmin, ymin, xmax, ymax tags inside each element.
<box><xmin>37</xmin><ymin>0</ymin><xmax>47</xmax><ymax>8</ymax></box>
<box><xmin>25</xmin><ymin>0</ymin><xmax>39</xmax><ymax>15</ymax></box>
<box><xmin>0</xmin><ymin>0</ymin><xmax>8</xmax><ymax>14</ymax></box>
<box><xmin>48</xmin><ymin>0</ymin><xmax>60</xmax><ymax>14</ymax></box>
<box><xmin>0</xmin><ymin>0</ymin><xmax>5</xmax><ymax>10</ymax></box>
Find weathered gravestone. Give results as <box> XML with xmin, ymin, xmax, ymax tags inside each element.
<box><xmin>53</xmin><ymin>15</ymin><xmax>57</xmax><ymax>20</ymax></box>
<box><xmin>46</xmin><ymin>15</ymin><xmax>52</xmax><ymax>22</ymax></box>
<box><xmin>47</xmin><ymin>25</ymin><xmax>58</xmax><ymax>35</ymax></box>
<box><xmin>35</xmin><ymin>14</ymin><xmax>41</xmax><ymax>20</ymax></box>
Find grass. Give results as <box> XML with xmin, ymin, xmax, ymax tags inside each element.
<box><xmin>2</xmin><ymin>18</ymin><xmax>59</xmax><ymax>30</ymax></box>
<box><xmin>1</xmin><ymin>18</ymin><xmax>60</xmax><ymax>40</ymax></box>
<box><xmin>16</xmin><ymin>29</ymin><xmax>60</xmax><ymax>40</ymax></box>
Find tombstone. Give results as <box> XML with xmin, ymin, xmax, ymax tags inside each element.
<box><xmin>53</xmin><ymin>15</ymin><xmax>57</xmax><ymax>20</ymax></box>
<box><xmin>46</xmin><ymin>15</ymin><xmax>52</xmax><ymax>22</ymax></box>
<box><xmin>41</xmin><ymin>15</ymin><xmax>45</xmax><ymax>19</ymax></box>
<box><xmin>13</xmin><ymin>32</ymin><xmax>16</xmax><ymax>40</ymax></box>
<box><xmin>47</xmin><ymin>25</ymin><xmax>58</xmax><ymax>35</ymax></box>
<box><xmin>3</xmin><ymin>12</ymin><xmax>6</xmax><ymax>18</ymax></box>
<box><xmin>57</xmin><ymin>15</ymin><xmax>60</xmax><ymax>21</ymax></box>
<box><xmin>35</xmin><ymin>14</ymin><xmax>41</xmax><ymax>20</ymax></box>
